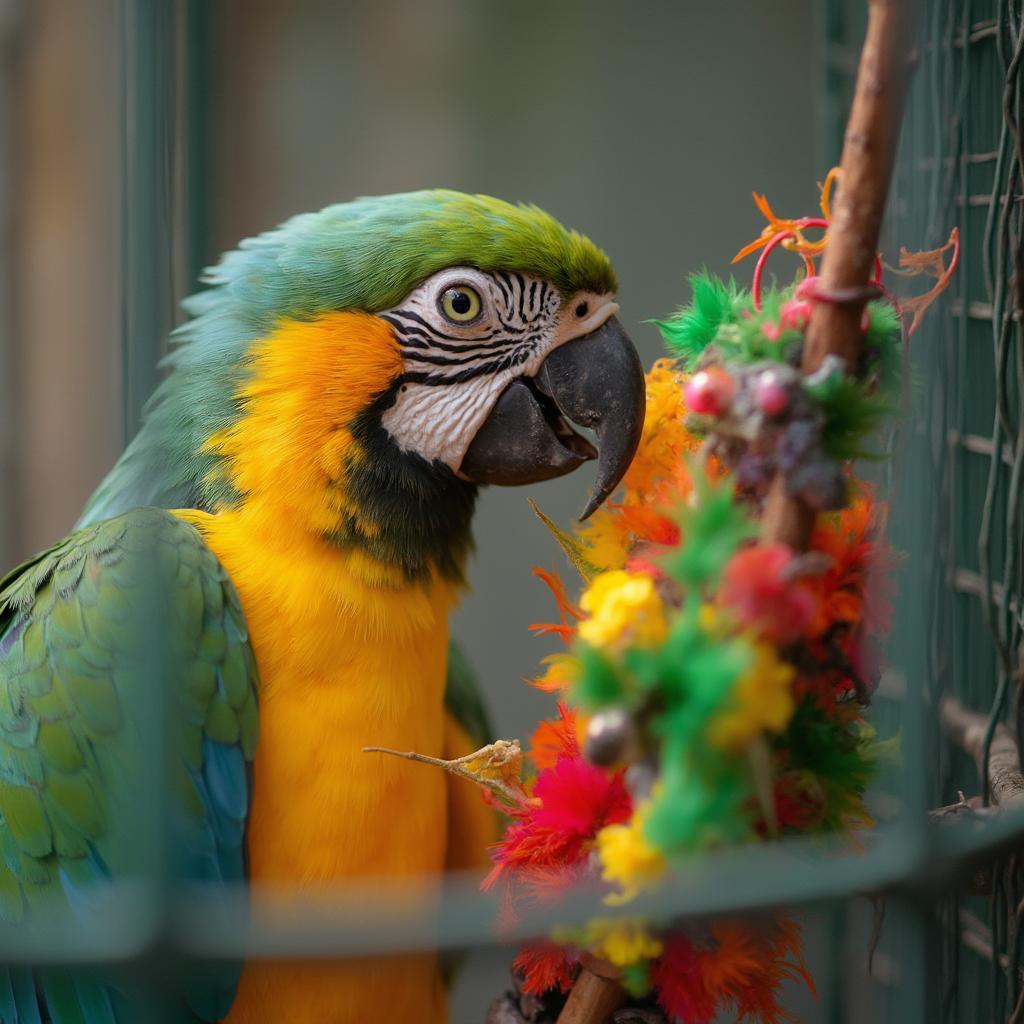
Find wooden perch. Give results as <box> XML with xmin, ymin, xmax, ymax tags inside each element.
<box><xmin>939</xmin><ymin>697</ymin><xmax>1024</xmax><ymax>810</ymax></box>
<box><xmin>557</xmin><ymin>955</ymin><xmax>627</xmax><ymax>1024</ymax></box>
<box><xmin>761</xmin><ymin>0</ymin><xmax>920</xmax><ymax>549</ymax></box>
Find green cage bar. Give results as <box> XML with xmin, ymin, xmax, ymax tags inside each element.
<box><xmin>1</xmin><ymin>3</ymin><xmax>1021</xmax><ymax>1023</ymax></box>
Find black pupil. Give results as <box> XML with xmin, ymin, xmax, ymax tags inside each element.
<box><xmin>575</xmin><ymin>301</ymin><xmax>589</xmax><ymax>317</ymax></box>
<box><xmin>450</xmin><ymin>290</ymin><xmax>473</xmax><ymax>315</ymax></box>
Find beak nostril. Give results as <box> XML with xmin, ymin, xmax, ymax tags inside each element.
<box><xmin>574</xmin><ymin>301</ymin><xmax>589</xmax><ymax>318</ymax></box>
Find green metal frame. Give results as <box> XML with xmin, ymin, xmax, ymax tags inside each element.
<box><xmin>0</xmin><ymin>1</ymin><xmax>20</xmax><ymax>570</ymax></box>
<box><xmin>3</xmin><ymin>2</ymin><xmax>1022</xmax><ymax>1021</ymax></box>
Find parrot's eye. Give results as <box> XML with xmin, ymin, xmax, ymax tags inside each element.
<box><xmin>439</xmin><ymin>285</ymin><xmax>483</xmax><ymax>324</ymax></box>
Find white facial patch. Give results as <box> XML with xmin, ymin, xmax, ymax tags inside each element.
<box><xmin>379</xmin><ymin>266</ymin><xmax>617</xmax><ymax>470</ymax></box>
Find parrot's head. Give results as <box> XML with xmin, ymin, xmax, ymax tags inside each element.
<box><xmin>134</xmin><ymin>191</ymin><xmax>645</xmax><ymax>582</ymax></box>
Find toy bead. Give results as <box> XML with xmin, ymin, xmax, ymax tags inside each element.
<box><xmin>779</xmin><ymin>297</ymin><xmax>811</xmax><ymax>332</ymax></box>
<box><xmin>624</xmin><ymin>761</ymin><xmax>658</xmax><ymax>802</ymax></box>
<box><xmin>793</xmin><ymin>275</ymin><xmax>821</xmax><ymax>301</ymax></box>
<box><xmin>754</xmin><ymin>370</ymin><xmax>790</xmax><ymax>416</ymax></box>
<box><xmin>684</xmin><ymin>367</ymin><xmax>735</xmax><ymax>417</ymax></box>
<box><xmin>584</xmin><ymin>707</ymin><xmax>635</xmax><ymax>766</ymax></box>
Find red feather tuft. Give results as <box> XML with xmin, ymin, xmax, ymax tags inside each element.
<box><xmin>719</xmin><ymin>544</ymin><xmax>817</xmax><ymax>644</ymax></box>
<box><xmin>513</xmin><ymin>941</ymin><xmax>579</xmax><ymax>995</ymax></box>
<box><xmin>651</xmin><ymin>917</ymin><xmax>813</xmax><ymax>1024</ymax></box>
<box><xmin>487</xmin><ymin>757</ymin><xmax>631</xmax><ymax>884</ymax></box>
<box><xmin>652</xmin><ymin>934</ymin><xmax>717</xmax><ymax>1024</ymax></box>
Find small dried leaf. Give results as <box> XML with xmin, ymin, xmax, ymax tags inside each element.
<box><xmin>528</xmin><ymin>499</ymin><xmax>599</xmax><ymax>582</ymax></box>
<box><xmin>363</xmin><ymin>739</ymin><xmax>529</xmax><ymax>808</ymax></box>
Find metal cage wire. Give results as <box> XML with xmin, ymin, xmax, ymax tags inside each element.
<box><xmin>830</xmin><ymin>0</ymin><xmax>1024</xmax><ymax>1018</ymax></box>
<box><xmin>3</xmin><ymin>2</ymin><xmax>1023</xmax><ymax>1022</ymax></box>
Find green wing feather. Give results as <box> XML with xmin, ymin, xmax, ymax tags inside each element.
<box><xmin>443</xmin><ymin>639</ymin><xmax>493</xmax><ymax>748</ymax></box>
<box><xmin>439</xmin><ymin>638</ymin><xmax>493</xmax><ymax>991</ymax></box>
<box><xmin>0</xmin><ymin>508</ymin><xmax>259</xmax><ymax>1023</ymax></box>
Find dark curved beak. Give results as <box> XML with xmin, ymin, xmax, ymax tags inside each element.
<box><xmin>459</xmin><ymin>316</ymin><xmax>646</xmax><ymax>520</ymax></box>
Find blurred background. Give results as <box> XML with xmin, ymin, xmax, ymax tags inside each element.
<box><xmin>0</xmin><ymin>0</ymin><xmax>821</xmax><ymax>746</ymax></box>
<box><xmin>3</xmin><ymin>2</ymin><xmax>1021</xmax><ymax>1022</ymax></box>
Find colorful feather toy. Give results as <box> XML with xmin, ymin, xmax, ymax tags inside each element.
<box><xmin>381</xmin><ymin>174</ymin><xmax>958</xmax><ymax>1023</ymax></box>
<box><xmin>475</xmin><ymin>173</ymin><xmax>958</xmax><ymax>1024</ymax></box>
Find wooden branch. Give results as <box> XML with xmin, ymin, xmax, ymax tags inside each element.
<box><xmin>939</xmin><ymin>697</ymin><xmax>1024</xmax><ymax>810</ymax></box>
<box><xmin>928</xmin><ymin>790</ymin><xmax>978</xmax><ymax>820</ymax></box>
<box><xmin>761</xmin><ymin>0</ymin><xmax>921</xmax><ymax>549</ymax></box>
<box><xmin>557</xmin><ymin>955</ymin><xmax>627</xmax><ymax>1024</ymax></box>
<box><xmin>926</xmin><ymin>791</ymin><xmax>996</xmax><ymax>893</ymax></box>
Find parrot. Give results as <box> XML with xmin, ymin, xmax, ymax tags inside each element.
<box><xmin>0</xmin><ymin>190</ymin><xmax>645</xmax><ymax>1023</ymax></box>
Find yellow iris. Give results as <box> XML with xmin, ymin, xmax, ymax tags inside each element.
<box><xmin>440</xmin><ymin>285</ymin><xmax>482</xmax><ymax>323</ymax></box>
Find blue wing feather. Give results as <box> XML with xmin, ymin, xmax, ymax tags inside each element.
<box><xmin>40</xmin><ymin>972</ymin><xmax>87</xmax><ymax>1024</ymax></box>
<box><xmin>71</xmin><ymin>977</ymin><xmax>116</xmax><ymax>1023</ymax></box>
<box><xmin>8</xmin><ymin>968</ymin><xmax>42</xmax><ymax>1024</ymax></box>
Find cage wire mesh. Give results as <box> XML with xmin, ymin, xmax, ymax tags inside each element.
<box><xmin>3</xmin><ymin>2</ymin><xmax>1024</xmax><ymax>1022</ymax></box>
<box><xmin>827</xmin><ymin>0</ymin><xmax>1024</xmax><ymax>1019</ymax></box>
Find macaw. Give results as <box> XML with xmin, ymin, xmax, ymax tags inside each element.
<box><xmin>0</xmin><ymin>191</ymin><xmax>645</xmax><ymax>1023</ymax></box>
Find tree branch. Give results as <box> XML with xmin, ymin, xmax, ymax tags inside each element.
<box><xmin>556</xmin><ymin>955</ymin><xmax>627</xmax><ymax>1024</ymax></box>
<box><xmin>939</xmin><ymin>697</ymin><xmax>1024</xmax><ymax>810</ymax></box>
<box><xmin>761</xmin><ymin>0</ymin><xmax>921</xmax><ymax>549</ymax></box>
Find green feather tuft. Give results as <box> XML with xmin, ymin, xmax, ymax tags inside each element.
<box><xmin>572</xmin><ymin>644</ymin><xmax>626</xmax><ymax>710</ymax></box>
<box><xmin>862</xmin><ymin>298</ymin><xmax>902</xmax><ymax>395</ymax></box>
<box><xmin>778</xmin><ymin>700</ymin><xmax>878</xmax><ymax>832</ymax></box>
<box><xmin>443</xmin><ymin>640</ymin><xmax>493</xmax><ymax>749</ymax></box>
<box><xmin>661</xmin><ymin>470</ymin><xmax>756</xmax><ymax>589</ymax></box>
<box><xmin>808</xmin><ymin>374</ymin><xmax>895</xmax><ymax>461</ymax></box>
<box><xmin>654</xmin><ymin>272</ymin><xmax>743</xmax><ymax>366</ymax></box>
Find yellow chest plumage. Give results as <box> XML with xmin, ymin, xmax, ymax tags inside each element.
<box><xmin>177</xmin><ymin>506</ymin><xmax>458</xmax><ymax>1023</ymax></box>
<box><xmin>179</xmin><ymin>506</ymin><xmax>457</xmax><ymax>881</ymax></box>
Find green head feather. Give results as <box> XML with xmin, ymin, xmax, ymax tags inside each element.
<box><xmin>200</xmin><ymin>190</ymin><xmax>616</xmax><ymax>325</ymax></box>
<box><xmin>80</xmin><ymin>191</ymin><xmax>616</xmax><ymax>526</ymax></box>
